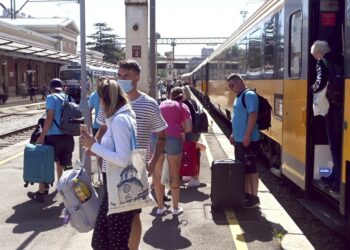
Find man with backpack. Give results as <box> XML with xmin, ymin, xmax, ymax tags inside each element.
<box><xmin>29</xmin><ymin>78</ymin><xmax>75</xmax><ymax>202</ymax></box>
<box><xmin>227</xmin><ymin>73</ymin><xmax>260</xmax><ymax>209</ymax></box>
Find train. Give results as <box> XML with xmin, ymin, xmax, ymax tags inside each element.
<box><xmin>59</xmin><ymin>61</ymin><xmax>118</xmax><ymax>103</ymax></box>
<box><xmin>186</xmin><ymin>0</ymin><xmax>350</xmax><ymax>234</ymax></box>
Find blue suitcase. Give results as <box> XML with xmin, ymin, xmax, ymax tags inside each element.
<box><xmin>23</xmin><ymin>144</ymin><xmax>55</xmax><ymax>187</ymax></box>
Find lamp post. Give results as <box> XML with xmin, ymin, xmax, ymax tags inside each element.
<box><xmin>149</xmin><ymin>0</ymin><xmax>156</xmax><ymax>99</ymax></box>
<box><xmin>171</xmin><ymin>40</ymin><xmax>176</xmax><ymax>60</ymax></box>
<box><xmin>240</xmin><ymin>10</ymin><xmax>248</xmax><ymax>23</ymax></box>
<box><xmin>79</xmin><ymin>0</ymin><xmax>91</xmax><ymax>175</ymax></box>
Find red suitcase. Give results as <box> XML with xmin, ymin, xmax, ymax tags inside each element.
<box><xmin>180</xmin><ymin>141</ymin><xmax>200</xmax><ymax>176</ymax></box>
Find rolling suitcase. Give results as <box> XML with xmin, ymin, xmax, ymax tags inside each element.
<box><xmin>180</xmin><ymin>141</ymin><xmax>200</xmax><ymax>176</ymax></box>
<box><xmin>23</xmin><ymin>143</ymin><xmax>55</xmax><ymax>187</ymax></box>
<box><xmin>211</xmin><ymin>159</ymin><xmax>245</xmax><ymax>209</ymax></box>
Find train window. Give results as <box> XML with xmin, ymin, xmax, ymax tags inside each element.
<box><xmin>238</xmin><ymin>38</ymin><xmax>248</xmax><ymax>76</ymax></box>
<box><xmin>248</xmin><ymin>29</ymin><xmax>262</xmax><ymax>78</ymax></box>
<box><xmin>59</xmin><ymin>70</ymin><xmax>74</xmax><ymax>80</ymax></box>
<box><xmin>289</xmin><ymin>10</ymin><xmax>302</xmax><ymax>78</ymax></box>
<box><xmin>264</xmin><ymin>16</ymin><xmax>276</xmax><ymax>79</ymax></box>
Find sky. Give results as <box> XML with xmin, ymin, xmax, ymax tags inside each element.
<box><xmin>2</xmin><ymin>0</ymin><xmax>264</xmax><ymax>58</ymax></box>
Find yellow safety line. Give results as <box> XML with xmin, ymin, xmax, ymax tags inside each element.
<box><xmin>225</xmin><ymin>210</ymin><xmax>249</xmax><ymax>250</ymax></box>
<box><xmin>0</xmin><ymin>152</ymin><xmax>23</xmax><ymax>166</ymax></box>
<box><xmin>201</xmin><ymin>134</ymin><xmax>248</xmax><ymax>249</ymax></box>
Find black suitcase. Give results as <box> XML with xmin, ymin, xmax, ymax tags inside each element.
<box><xmin>211</xmin><ymin>159</ymin><xmax>245</xmax><ymax>209</ymax></box>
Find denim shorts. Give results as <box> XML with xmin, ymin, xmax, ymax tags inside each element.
<box><xmin>164</xmin><ymin>137</ymin><xmax>183</xmax><ymax>155</ymax></box>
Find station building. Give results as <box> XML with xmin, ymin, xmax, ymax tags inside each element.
<box><xmin>0</xmin><ymin>17</ymin><xmax>111</xmax><ymax>97</ymax></box>
<box><xmin>0</xmin><ymin>17</ymin><xmax>80</xmax><ymax>96</ymax></box>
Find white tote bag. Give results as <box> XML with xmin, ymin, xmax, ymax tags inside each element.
<box><xmin>313</xmin><ymin>84</ymin><xmax>329</xmax><ymax>117</ymax></box>
<box><xmin>107</xmin><ymin>121</ymin><xmax>156</xmax><ymax>215</ymax></box>
<box><xmin>161</xmin><ymin>158</ymin><xmax>171</xmax><ymax>188</ymax></box>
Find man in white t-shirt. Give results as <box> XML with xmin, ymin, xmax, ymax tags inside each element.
<box><xmin>96</xmin><ymin>60</ymin><xmax>167</xmax><ymax>250</ymax></box>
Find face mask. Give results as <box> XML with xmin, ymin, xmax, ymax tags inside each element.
<box><xmin>118</xmin><ymin>79</ymin><xmax>133</xmax><ymax>93</ymax></box>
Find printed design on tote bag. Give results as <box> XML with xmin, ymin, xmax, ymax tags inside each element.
<box><xmin>117</xmin><ymin>165</ymin><xmax>149</xmax><ymax>204</ymax></box>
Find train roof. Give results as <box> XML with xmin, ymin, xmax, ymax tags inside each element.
<box><xmin>191</xmin><ymin>0</ymin><xmax>284</xmax><ymax>75</ymax></box>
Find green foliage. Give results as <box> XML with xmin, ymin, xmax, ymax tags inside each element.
<box><xmin>87</xmin><ymin>23</ymin><xmax>125</xmax><ymax>64</ymax></box>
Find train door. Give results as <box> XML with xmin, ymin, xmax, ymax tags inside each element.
<box><xmin>282</xmin><ymin>0</ymin><xmax>309</xmax><ymax>190</ymax></box>
<box><xmin>307</xmin><ymin>0</ymin><xmax>346</xmax><ymax>215</ymax></box>
<box><xmin>342</xmin><ymin>0</ymin><xmax>350</xmax><ymax>217</ymax></box>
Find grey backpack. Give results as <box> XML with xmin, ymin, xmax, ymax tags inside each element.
<box><xmin>57</xmin><ymin>163</ymin><xmax>100</xmax><ymax>233</ymax></box>
<box><xmin>54</xmin><ymin>94</ymin><xmax>83</xmax><ymax>136</ymax></box>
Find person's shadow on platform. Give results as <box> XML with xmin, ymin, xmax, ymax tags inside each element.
<box><xmin>212</xmin><ymin>207</ymin><xmax>287</xmax><ymax>245</ymax></box>
<box><xmin>5</xmin><ymin>192</ymin><xmax>64</xmax><ymax>249</ymax></box>
<box><xmin>143</xmin><ymin>214</ymin><xmax>192</xmax><ymax>249</ymax></box>
<box><xmin>179</xmin><ymin>185</ymin><xmax>210</xmax><ymax>204</ymax></box>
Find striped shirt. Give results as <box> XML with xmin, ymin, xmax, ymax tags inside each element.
<box><xmin>97</xmin><ymin>93</ymin><xmax>167</xmax><ymax>172</ymax></box>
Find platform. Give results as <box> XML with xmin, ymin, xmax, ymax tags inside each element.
<box><xmin>0</xmin><ymin>103</ymin><xmax>314</xmax><ymax>250</ymax></box>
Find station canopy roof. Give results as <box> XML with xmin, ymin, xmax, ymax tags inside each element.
<box><xmin>0</xmin><ymin>36</ymin><xmax>116</xmax><ymax>68</ymax></box>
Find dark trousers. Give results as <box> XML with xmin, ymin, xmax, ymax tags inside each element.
<box><xmin>325</xmin><ymin>104</ymin><xmax>343</xmax><ymax>185</ymax></box>
<box><xmin>91</xmin><ymin>193</ymin><xmax>135</xmax><ymax>250</ymax></box>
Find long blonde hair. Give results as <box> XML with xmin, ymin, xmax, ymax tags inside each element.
<box><xmin>97</xmin><ymin>79</ymin><xmax>128</xmax><ymax>117</ymax></box>
<box><xmin>182</xmin><ymin>85</ymin><xmax>193</xmax><ymax>101</ymax></box>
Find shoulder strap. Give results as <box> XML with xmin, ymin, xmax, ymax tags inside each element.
<box><xmin>241</xmin><ymin>89</ymin><xmax>250</xmax><ymax>109</ymax></box>
<box><xmin>111</xmin><ymin>113</ymin><xmax>138</xmax><ymax>151</ymax></box>
<box><xmin>52</xmin><ymin>93</ymin><xmax>66</xmax><ymax>128</ymax></box>
<box><xmin>190</xmin><ymin>99</ymin><xmax>199</xmax><ymax>112</ymax></box>
<box><xmin>53</xmin><ymin>93</ymin><xmax>65</xmax><ymax>102</ymax></box>
<box><xmin>130</xmin><ymin>125</ymin><xmax>138</xmax><ymax>150</ymax></box>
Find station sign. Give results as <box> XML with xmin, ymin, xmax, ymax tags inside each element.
<box><xmin>132</xmin><ymin>45</ymin><xmax>142</xmax><ymax>58</ymax></box>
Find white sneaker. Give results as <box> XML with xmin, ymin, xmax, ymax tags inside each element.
<box><xmin>172</xmin><ymin>207</ymin><xmax>184</xmax><ymax>216</ymax></box>
<box><xmin>186</xmin><ymin>179</ymin><xmax>200</xmax><ymax>187</ymax></box>
<box><xmin>156</xmin><ymin>207</ymin><xmax>167</xmax><ymax>215</ymax></box>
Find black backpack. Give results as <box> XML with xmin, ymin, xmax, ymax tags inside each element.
<box><xmin>242</xmin><ymin>89</ymin><xmax>272</xmax><ymax>131</ymax></box>
<box><xmin>323</xmin><ymin>58</ymin><xmax>344</xmax><ymax>106</ymax></box>
<box><xmin>30</xmin><ymin>113</ymin><xmax>46</xmax><ymax>144</ymax></box>
<box><xmin>184</xmin><ymin>100</ymin><xmax>209</xmax><ymax>133</ymax></box>
<box><xmin>53</xmin><ymin>94</ymin><xmax>83</xmax><ymax>136</ymax></box>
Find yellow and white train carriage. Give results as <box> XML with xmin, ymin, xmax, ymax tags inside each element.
<box><xmin>190</xmin><ymin>0</ymin><xmax>349</xmax><ymax>234</ymax></box>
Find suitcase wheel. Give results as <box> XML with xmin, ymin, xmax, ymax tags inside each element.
<box><xmin>30</xmin><ymin>182</ymin><xmax>34</xmax><ymax>185</ymax></box>
<box><xmin>24</xmin><ymin>182</ymin><xmax>28</xmax><ymax>188</ymax></box>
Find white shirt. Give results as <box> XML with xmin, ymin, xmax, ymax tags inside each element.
<box><xmin>91</xmin><ymin>104</ymin><xmax>136</xmax><ymax>169</ymax></box>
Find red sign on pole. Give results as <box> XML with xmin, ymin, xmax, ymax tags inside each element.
<box><xmin>132</xmin><ymin>46</ymin><xmax>141</xmax><ymax>58</ymax></box>
<box><xmin>321</xmin><ymin>13</ymin><xmax>336</xmax><ymax>27</ymax></box>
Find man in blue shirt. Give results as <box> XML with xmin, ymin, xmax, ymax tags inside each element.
<box><xmin>88</xmin><ymin>76</ymin><xmax>106</xmax><ymax>184</ymax></box>
<box><xmin>227</xmin><ymin>73</ymin><xmax>260</xmax><ymax>209</ymax></box>
<box><xmin>28</xmin><ymin>78</ymin><xmax>75</xmax><ymax>202</ymax></box>
<box><xmin>88</xmin><ymin>77</ymin><xmax>105</xmax><ymax>136</ymax></box>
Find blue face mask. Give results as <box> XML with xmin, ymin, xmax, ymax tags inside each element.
<box><xmin>118</xmin><ymin>79</ymin><xmax>133</xmax><ymax>93</ymax></box>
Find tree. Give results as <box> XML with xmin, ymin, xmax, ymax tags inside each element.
<box><xmin>87</xmin><ymin>23</ymin><xmax>125</xmax><ymax>64</ymax></box>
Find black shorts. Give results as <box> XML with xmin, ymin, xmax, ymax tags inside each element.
<box><xmin>234</xmin><ymin>141</ymin><xmax>260</xmax><ymax>174</ymax></box>
<box><xmin>45</xmin><ymin>134</ymin><xmax>74</xmax><ymax>167</ymax></box>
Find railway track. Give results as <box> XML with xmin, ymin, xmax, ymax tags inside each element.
<box><xmin>0</xmin><ymin>105</ymin><xmax>45</xmax><ymax>149</ymax></box>
<box><xmin>0</xmin><ymin>125</ymin><xmax>37</xmax><ymax>150</ymax></box>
